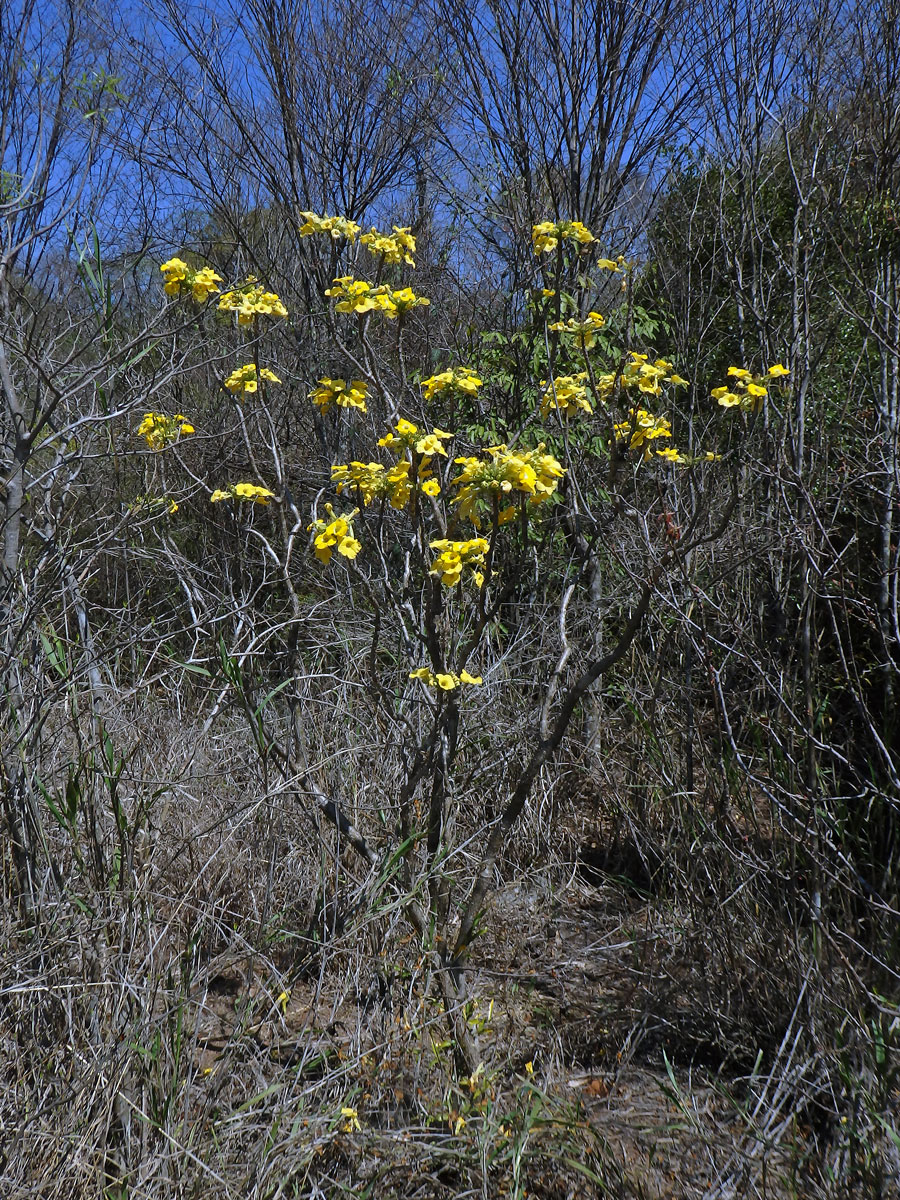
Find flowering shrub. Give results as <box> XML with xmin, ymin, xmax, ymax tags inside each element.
<box><xmin>360</xmin><ymin>225</ymin><xmax>416</xmax><ymax>266</ymax></box>
<box><xmin>210</xmin><ymin>482</ymin><xmax>276</xmax><ymax>505</ymax></box>
<box><xmin>325</xmin><ymin>277</ymin><xmax>430</xmax><ymax>318</ymax></box>
<box><xmin>428</xmin><ymin>538</ymin><xmax>490</xmax><ymax>587</ymax></box>
<box><xmin>160</xmin><ymin>257</ymin><xmax>222</xmax><ymax>302</ymax></box>
<box><xmin>137</xmin><ymin>412</ymin><xmax>194</xmax><ymax>450</ymax></box>
<box><xmin>713</xmin><ymin>363</ymin><xmax>789</xmax><ymax>413</ymax></box>
<box><xmin>421</xmin><ymin>367</ymin><xmax>483</xmax><ymax>400</ymax></box>
<box><xmin>310</xmin><ymin>378</ymin><xmax>368</xmax><ymax>412</ymax></box>
<box><xmin>531</xmin><ymin>219</ymin><xmax>596</xmax><ymax>253</ymax></box>
<box><xmin>297</xmin><ymin>210</ymin><xmax>361</xmax><ymax>241</ymax></box>
<box><xmin>218</xmin><ymin>280</ymin><xmax>288</xmax><ymax>325</ymax></box>
<box><xmin>409</xmin><ymin>667</ymin><xmax>483</xmax><ymax>689</ymax></box>
<box><xmin>549</xmin><ymin>310</ymin><xmax>606</xmax><ymax>350</ymax></box>
<box><xmin>224</xmin><ymin>364</ymin><xmax>281</xmax><ymax>394</ymax></box>
<box><xmin>308</xmin><ymin>505</ymin><xmax>362</xmax><ymax>564</ymax></box>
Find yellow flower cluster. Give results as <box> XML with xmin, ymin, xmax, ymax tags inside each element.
<box><xmin>712</xmin><ymin>364</ymin><xmax>789</xmax><ymax>413</ymax></box>
<box><xmin>532</xmin><ymin>220</ymin><xmax>595</xmax><ymax>254</ymax></box>
<box><xmin>298</xmin><ymin>211</ymin><xmax>361</xmax><ymax>241</ymax></box>
<box><xmin>549</xmin><ymin>310</ymin><xmax>606</xmax><ymax>350</ymax></box>
<box><xmin>451</xmin><ymin>444</ymin><xmax>565</xmax><ymax>524</ymax></box>
<box><xmin>409</xmin><ymin>667</ymin><xmax>483</xmax><ymax>689</ymax></box>
<box><xmin>331</xmin><ymin>460</ymin><xmax>413</xmax><ymax>509</ymax></box>
<box><xmin>310</xmin><ymin>378</ymin><xmax>368</xmax><ymax>413</ymax></box>
<box><xmin>379</xmin><ymin>418</ymin><xmax>452</xmax><ymax>460</ymax></box>
<box><xmin>210</xmin><ymin>482</ymin><xmax>276</xmax><ymax>505</ymax></box>
<box><xmin>360</xmin><ymin>225</ymin><xmax>416</xmax><ymax>266</ymax></box>
<box><xmin>308</xmin><ymin>505</ymin><xmax>362</xmax><ymax>565</ymax></box>
<box><xmin>137</xmin><ymin>412</ymin><xmax>195</xmax><ymax>450</ymax></box>
<box><xmin>589</xmin><ymin>353</ymin><xmax>688</xmax><ymax>404</ymax></box>
<box><xmin>223</xmin><ymin>364</ymin><xmax>281</xmax><ymax>395</ymax></box>
<box><xmin>160</xmin><ymin>257</ymin><xmax>223</xmax><ymax>303</ymax></box>
<box><xmin>613</xmin><ymin>409</ymin><xmax>673</xmax><ymax>460</ymax></box>
<box><xmin>325</xmin><ymin>277</ymin><xmax>430</xmax><ymax>318</ymax></box>
<box><xmin>421</xmin><ymin>367</ymin><xmax>483</xmax><ymax>401</ymax></box>
<box><xmin>540</xmin><ymin>372</ymin><xmax>592</xmax><ymax>418</ymax></box>
<box><xmin>429</xmin><ymin>537</ymin><xmax>490</xmax><ymax>587</ymax></box>
<box><xmin>218</xmin><ymin>280</ymin><xmax>288</xmax><ymax>326</ymax></box>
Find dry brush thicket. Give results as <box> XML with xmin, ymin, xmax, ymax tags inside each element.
<box><xmin>1</xmin><ymin>1</ymin><xmax>899</xmax><ymax>1197</ymax></box>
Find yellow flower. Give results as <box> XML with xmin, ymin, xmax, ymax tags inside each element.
<box><xmin>429</xmin><ymin>537</ymin><xmax>489</xmax><ymax>587</ymax></box>
<box><xmin>210</xmin><ymin>489</ymin><xmax>230</xmax><ymax>503</ymax></box>
<box><xmin>218</xmin><ymin>282</ymin><xmax>288</xmax><ymax>325</ymax></box>
<box><xmin>160</xmin><ymin>257</ymin><xmax>222</xmax><ymax>302</ymax></box>
<box><xmin>613</xmin><ymin>408</ymin><xmax>673</xmax><ymax>459</ymax></box>
<box><xmin>191</xmin><ymin>266</ymin><xmax>223</xmax><ymax>303</ymax></box>
<box><xmin>234</xmin><ymin>482</ymin><xmax>276</xmax><ymax>505</ymax></box>
<box><xmin>224</xmin><ymin>364</ymin><xmax>281</xmax><ymax>394</ymax></box>
<box><xmin>297</xmin><ymin>211</ymin><xmax>360</xmax><ymax>241</ymax></box>
<box><xmin>310</xmin><ymin>378</ymin><xmax>368</xmax><ymax>413</ymax></box>
<box><xmin>450</xmin><ymin>444</ymin><xmax>564</xmax><ymax>524</ymax></box>
<box><xmin>656</xmin><ymin>446</ymin><xmax>686</xmax><ymax>463</ymax></box>
<box><xmin>421</xmin><ymin>478</ymin><xmax>441</xmax><ymax>497</ymax></box>
<box><xmin>332</xmin><ymin>460</ymin><xmax>412</xmax><ymax>509</ymax></box>
<box><xmin>325</xmin><ymin>276</ymin><xmax>387</xmax><ymax>314</ymax></box>
<box><xmin>137</xmin><ymin>412</ymin><xmax>195</xmax><ymax>450</ymax></box>
<box><xmin>380</xmin><ymin>286</ymin><xmax>430</xmax><ymax>319</ymax></box>
<box><xmin>130</xmin><ymin>495</ymin><xmax>179</xmax><ymax>515</ymax></box>
<box><xmin>532</xmin><ymin>219</ymin><xmax>595</xmax><ymax>254</ymax></box>
<box><xmin>378</xmin><ymin>419</ymin><xmax>453</xmax><ymax>460</ymax></box>
<box><xmin>408</xmin><ymin>666</ymin><xmax>483</xmax><ymax>689</ymax></box>
<box><xmin>421</xmin><ymin>367</ymin><xmax>483</xmax><ymax>400</ymax></box>
<box><xmin>713</xmin><ymin>364</ymin><xmax>787</xmax><ymax>413</ymax></box>
<box><xmin>549</xmin><ymin>310</ymin><xmax>605</xmax><ymax>351</ymax></box>
<box><xmin>340</xmin><ymin>1106</ymin><xmax>361</xmax><ymax>1133</ymax></box>
<box><xmin>360</xmin><ymin>225</ymin><xmax>416</xmax><ymax>266</ymax></box>
<box><xmin>540</xmin><ymin>372</ymin><xmax>592</xmax><ymax>419</ymax></box>
<box><xmin>160</xmin><ymin>257</ymin><xmax>189</xmax><ymax>295</ymax></box>
<box><xmin>308</xmin><ymin>504</ymin><xmax>362</xmax><ymax>565</ymax></box>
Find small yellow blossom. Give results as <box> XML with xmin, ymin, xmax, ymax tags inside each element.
<box><xmin>224</xmin><ymin>364</ymin><xmax>281</xmax><ymax>395</ymax></box>
<box><xmin>310</xmin><ymin>378</ymin><xmax>368</xmax><ymax>413</ymax></box>
<box><xmin>340</xmin><ymin>1106</ymin><xmax>361</xmax><ymax>1133</ymax></box>
<box><xmin>308</xmin><ymin>504</ymin><xmax>362</xmax><ymax>565</ymax></box>
<box><xmin>381</xmin><ymin>285</ymin><xmax>430</xmax><ymax>319</ymax></box>
<box><xmin>360</xmin><ymin>225</ymin><xmax>416</xmax><ymax>266</ymax></box>
<box><xmin>421</xmin><ymin>366</ymin><xmax>483</xmax><ymax>400</ymax></box>
<box><xmin>160</xmin><ymin>257</ymin><xmax>222</xmax><ymax>303</ymax></box>
<box><xmin>325</xmin><ymin>276</ymin><xmax>387</xmax><ymax>314</ymax></box>
<box><xmin>656</xmin><ymin>446</ymin><xmax>686</xmax><ymax>463</ymax></box>
<box><xmin>297</xmin><ymin>211</ymin><xmax>361</xmax><ymax>241</ymax></box>
<box><xmin>378</xmin><ymin>419</ymin><xmax>453</xmax><ymax>460</ymax></box>
<box><xmin>234</xmin><ymin>483</ymin><xmax>276</xmax><ymax>504</ymax></box>
<box><xmin>613</xmin><ymin>408</ymin><xmax>673</xmax><ymax>460</ymax></box>
<box><xmin>428</xmin><ymin>537</ymin><xmax>490</xmax><ymax>587</ymax></box>
<box><xmin>326</xmin><ymin>277</ymin><xmax>430</xmax><ymax>319</ymax></box>
<box><xmin>549</xmin><ymin>310</ymin><xmax>606</xmax><ymax>351</ymax></box>
<box><xmin>540</xmin><ymin>372</ymin><xmax>592</xmax><ymax>419</ymax></box>
<box><xmin>451</xmin><ymin>444</ymin><xmax>564</xmax><ymax>524</ymax></box>
<box><xmin>218</xmin><ymin>281</ymin><xmax>288</xmax><ymax>325</ymax></box>
<box><xmin>420</xmin><ymin>477</ymin><xmax>441</xmax><ymax>497</ymax></box>
<box><xmin>532</xmin><ymin>219</ymin><xmax>595</xmax><ymax>254</ymax></box>
<box><xmin>137</xmin><ymin>412</ymin><xmax>195</xmax><ymax>450</ymax></box>
<box><xmin>713</xmin><ymin>363</ymin><xmax>788</xmax><ymax>413</ymax></box>
<box><xmin>409</xmin><ymin>667</ymin><xmax>483</xmax><ymax>689</ymax></box>
<box><xmin>332</xmin><ymin>460</ymin><xmax>411</xmax><ymax>509</ymax></box>
<box><xmin>209</xmin><ymin>483</ymin><xmax>276</xmax><ymax>505</ymax></box>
